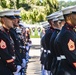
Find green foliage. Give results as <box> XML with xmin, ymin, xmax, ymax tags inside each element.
<box><xmin>20</xmin><ymin>0</ymin><xmax>59</xmax><ymax>24</ymax></box>
<box><xmin>36</xmin><ymin>13</ymin><xmax>44</xmax><ymax>22</ymax></box>
<box><xmin>16</xmin><ymin>0</ymin><xmax>19</xmax><ymax>9</ymax></box>
<box><xmin>30</xmin><ymin>28</ymin><xmax>40</xmax><ymax>38</ymax></box>
<box><xmin>9</xmin><ymin>1</ymin><xmax>14</xmax><ymax>8</ymax></box>
<box><xmin>59</xmin><ymin>1</ymin><xmax>76</xmax><ymax>10</ymax></box>
<box><xmin>1</xmin><ymin>0</ymin><xmax>76</xmax><ymax>24</ymax></box>
<box><xmin>0</xmin><ymin>0</ymin><xmax>7</xmax><ymax>8</ymax></box>
<box><xmin>36</xmin><ymin>0</ymin><xmax>43</xmax><ymax>6</ymax></box>
<box><xmin>46</xmin><ymin>0</ymin><xmax>59</xmax><ymax>15</ymax></box>
<box><xmin>0</xmin><ymin>0</ymin><xmax>59</xmax><ymax>24</ymax></box>
<box><xmin>21</xmin><ymin>13</ymin><xmax>27</xmax><ymax>21</ymax></box>
<box><xmin>19</xmin><ymin>3</ymin><xmax>31</xmax><ymax>11</ymax></box>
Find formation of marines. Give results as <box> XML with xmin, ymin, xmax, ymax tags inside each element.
<box><xmin>1</xmin><ymin>4</ymin><xmax>76</xmax><ymax>75</ymax></box>
<box><xmin>40</xmin><ymin>5</ymin><xmax>76</xmax><ymax>75</ymax></box>
<box><xmin>0</xmin><ymin>9</ymin><xmax>31</xmax><ymax>75</ymax></box>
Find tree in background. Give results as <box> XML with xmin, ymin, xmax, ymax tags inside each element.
<box><xmin>0</xmin><ymin>0</ymin><xmax>59</xmax><ymax>24</ymax></box>
<box><xmin>0</xmin><ymin>0</ymin><xmax>7</xmax><ymax>8</ymax></box>
<box><xmin>58</xmin><ymin>1</ymin><xmax>76</xmax><ymax>10</ymax></box>
<box><xmin>9</xmin><ymin>0</ymin><xmax>14</xmax><ymax>8</ymax></box>
<box><xmin>20</xmin><ymin>0</ymin><xmax>59</xmax><ymax>23</ymax></box>
<box><xmin>16</xmin><ymin>0</ymin><xmax>19</xmax><ymax>9</ymax></box>
<box><xmin>42</xmin><ymin>0</ymin><xmax>59</xmax><ymax>15</ymax></box>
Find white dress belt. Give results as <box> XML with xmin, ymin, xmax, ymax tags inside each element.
<box><xmin>57</xmin><ymin>57</ymin><xmax>61</xmax><ymax>60</ymax></box>
<box><xmin>60</xmin><ymin>55</ymin><xmax>66</xmax><ymax>59</ymax></box>
<box><xmin>44</xmin><ymin>50</ymin><xmax>47</xmax><ymax>52</ymax></box>
<box><xmin>47</xmin><ymin>50</ymin><xmax>51</xmax><ymax>53</ymax></box>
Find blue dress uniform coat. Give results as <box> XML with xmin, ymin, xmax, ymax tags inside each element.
<box><xmin>18</xmin><ymin>35</ymin><xmax>26</xmax><ymax>59</ymax></box>
<box><xmin>0</xmin><ymin>28</ymin><xmax>17</xmax><ymax>75</ymax></box>
<box><xmin>16</xmin><ymin>31</ymin><xmax>26</xmax><ymax>59</ymax></box>
<box><xmin>40</xmin><ymin>36</ymin><xmax>47</xmax><ymax>65</ymax></box>
<box><xmin>49</xmin><ymin>29</ymin><xmax>60</xmax><ymax>75</ymax></box>
<box><xmin>55</xmin><ymin>23</ymin><xmax>76</xmax><ymax>75</ymax></box>
<box><xmin>44</xmin><ymin>27</ymin><xmax>54</xmax><ymax>70</ymax></box>
<box><xmin>9</xmin><ymin>28</ymin><xmax>23</xmax><ymax>65</ymax></box>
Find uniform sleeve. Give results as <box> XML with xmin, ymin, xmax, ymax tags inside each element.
<box><xmin>60</xmin><ymin>32</ymin><xmax>76</xmax><ymax>68</ymax></box>
<box><xmin>44</xmin><ymin>30</ymin><xmax>53</xmax><ymax>50</ymax></box>
<box><xmin>0</xmin><ymin>39</ymin><xmax>17</xmax><ymax>72</ymax></box>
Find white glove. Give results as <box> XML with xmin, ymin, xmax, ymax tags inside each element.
<box><xmin>13</xmin><ymin>65</ymin><xmax>21</xmax><ymax>75</ymax></box>
<box><xmin>26</xmin><ymin>46</ymin><xmax>29</xmax><ymax>51</ymax></box>
<box><xmin>22</xmin><ymin>59</ymin><xmax>26</xmax><ymax>68</ymax></box>
<box><xmin>28</xmin><ymin>43</ymin><xmax>32</xmax><ymax>47</ymax></box>
<box><xmin>13</xmin><ymin>72</ymin><xmax>18</xmax><ymax>75</ymax></box>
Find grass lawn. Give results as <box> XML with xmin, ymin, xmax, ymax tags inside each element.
<box><xmin>30</xmin><ymin>30</ymin><xmax>40</xmax><ymax>38</ymax></box>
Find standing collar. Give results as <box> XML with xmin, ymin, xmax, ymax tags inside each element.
<box><xmin>65</xmin><ymin>23</ymin><xmax>74</xmax><ymax>29</ymax></box>
<box><xmin>3</xmin><ymin>27</ymin><xmax>9</xmax><ymax>33</ymax></box>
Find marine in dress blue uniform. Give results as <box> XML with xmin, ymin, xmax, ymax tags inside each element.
<box><xmin>0</xmin><ymin>10</ymin><xmax>17</xmax><ymax>75</ymax></box>
<box><xmin>44</xmin><ymin>14</ymin><xmax>55</xmax><ymax>75</ymax></box>
<box><xmin>49</xmin><ymin>15</ymin><xmax>64</xmax><ymax>75</ymax></box>
<box><xmin>13</xmin><ymin>10</ymin><xmax>26</xmax><ymax>74</ymax></box>
<box><xmin>53</xmin><ymin>14</ymin><xmax>65</xmax><ymax>75</ymax></box>
<box><xmin>54</xmin><ymin>5</ymin><xmax>76</xmax><ymax>75</ymax></box>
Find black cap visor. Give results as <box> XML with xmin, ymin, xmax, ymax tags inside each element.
<box><xmin>3</xmin><ymin>16</ymin><xmax>16</xmax><ymax>19</ymax></box>
<box><xmin>15</xmin><ymin>15</ymin><xmax>21</xmax><ymax>18</ymax></box>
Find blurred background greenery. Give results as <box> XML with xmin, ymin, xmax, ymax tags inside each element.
<box><xmin>0</xmin><ymin>0</ymin><xmax>76</xmax><ymax>24</ymax></box>
<box><xmin>0</xmin><ymin>0</ymin><xmax>76</xmax><ymax>38</ymax></box>
<box><xmin>30</xmin><ymin>28</ymin><xmax>40</xmax><ymax>38</ymax></box>
<box><xmin>0</xmin><ymin>0</ymin><xmax>59</xmax><ymax>24</ymax></box>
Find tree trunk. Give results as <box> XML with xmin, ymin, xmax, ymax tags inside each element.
<box><xmin>16</xmin><ymin>0</ymin><xmax>19</xmax><ymax>9</ymax></box>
